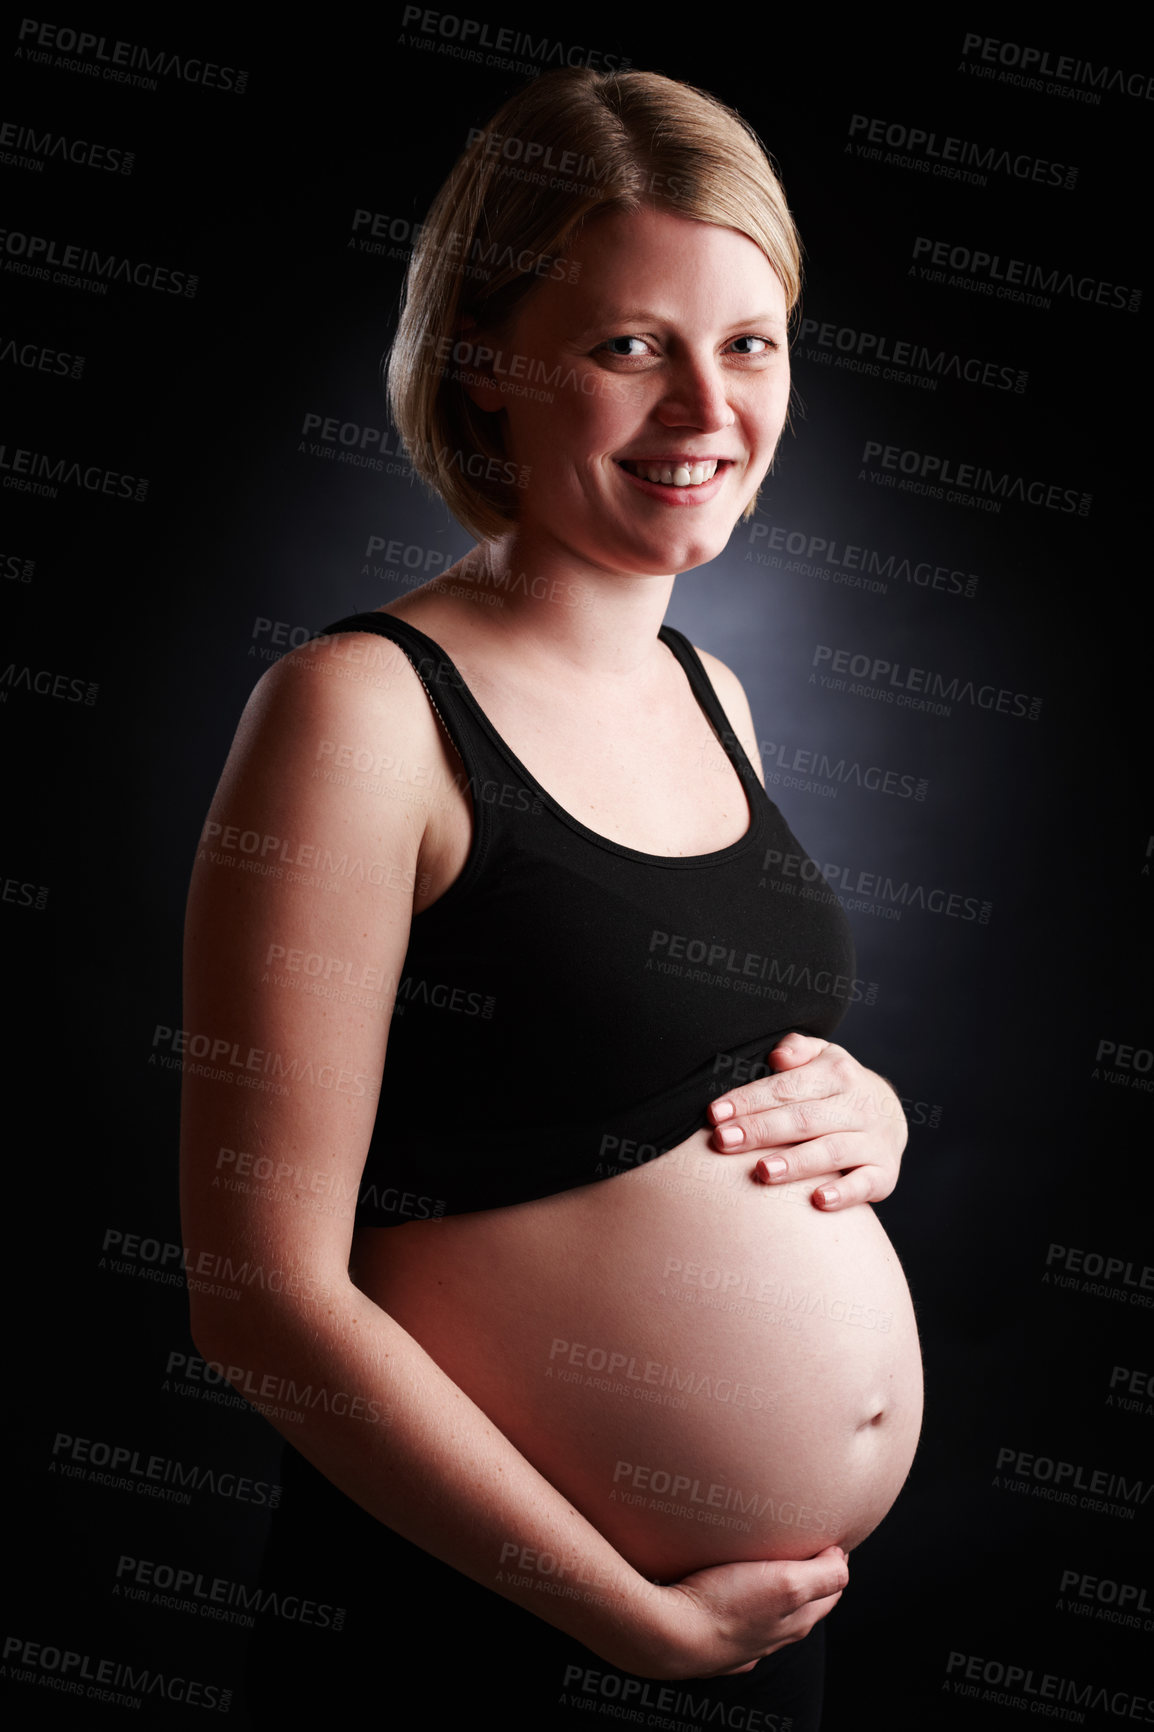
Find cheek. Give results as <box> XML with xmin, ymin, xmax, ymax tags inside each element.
<box><xmin>757</xmin><ymin>381</ymin><xmax>791</xmax><ymax>446</ymax></box>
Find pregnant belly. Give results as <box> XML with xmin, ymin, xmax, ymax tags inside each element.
<box><xmin>350</xmin><ymin>1128</ymin><xmax>923</xmax><ymax>1581</ymax></box>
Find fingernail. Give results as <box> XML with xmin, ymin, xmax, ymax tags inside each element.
<box><xmin>715</xmin><ymin>1124</ymin><xmax>743</xmax><ymax>1148</ymax></box>
<box><xmin>710</xmin><ymin>1099</ymin><xmax>735</xmax><ymax>1123</ymax></box>
<box><xmin>761</xmin><ymin>1156</ymin><xmax>787</xmax><ymax>1179</ymax></box>
<box><xmin>815</xmin><ymin>1185</ymin><xmax>839</xmax><ymax>1206</ymax></box>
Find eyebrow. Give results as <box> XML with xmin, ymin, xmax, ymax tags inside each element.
<box><xmin>572</xmin><ymin>310</ymin><xmax>787</xmax><ymax>336</ymax></box>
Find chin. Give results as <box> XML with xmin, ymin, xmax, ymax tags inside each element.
<box><xmin>646</xmin><ymin>531</ymin><xmax>734</xmax><ymax>575</ymax></box>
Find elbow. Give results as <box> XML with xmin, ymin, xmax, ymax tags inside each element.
<box><xmin>187</xmin><ymin>1301</ymin><xmax>243</xmax><ymax>1370</ymax></box>
<box><xmin>187</xmin><ymin>1268</ymin><xmax>355</xmax><ymax>1374</ymax></box>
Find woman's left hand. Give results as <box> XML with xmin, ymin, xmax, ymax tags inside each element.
<box><xmin>707</xmin><ymin>1033</ymin><xmax>907</xmax><ymax>1209</ymax></box>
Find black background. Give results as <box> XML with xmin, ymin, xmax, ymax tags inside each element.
<box><xmin>6</xmin><ymin>9</ymin><xmax>1152</xmax><ymax>1727</ymax></box>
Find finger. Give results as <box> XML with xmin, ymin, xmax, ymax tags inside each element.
<box><xmin>714</xmin><ymin>1095</ymin><xmax>865</xmax><ymax>1154</ymax></box>
<box><xmin>709</xmin><ymin>1055</ymin><xmax>845</xmax><ymax>1134</ymax></box>
<box><xmin>783</xmin><ymin>1586</ymin><xmax>846</xmax><ymax>1643</ymax></box>
<box><xmin>768</xmin><ymin>1032</ymin><xmax>829</xmax><ymax>1070</ymax></box>
<box><xmin>752</xmin><ymin>1145</ymin><xmax>890</xmax><ymax>1200</ymax></box>
<box><xmin>772</xmin><ymin>1548</ymin><xmax>849</xmax><ymax>1612</ymax></box>
<box><xmin>714</xmin><ymin>1588</ymin><xmax>847</xmax><ymax>1671</ymax></box>
<box><xmin>711</xmin><ymin>1577</ymin><xmax>847</xmax><ymax>1674</ymax></box>
<box><xmin>743</xmin><ymin>1127</ymin><xmax>862</xmax><ymax>1181</ymax></box>
<box><xmin>808</xmin><ymin>1166</ymin><xmax>894</xmax><ymax>1208</ymax></box>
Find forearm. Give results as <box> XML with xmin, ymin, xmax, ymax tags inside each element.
<box><xmin>192</xmin><ymin>1282</ymin><xmax>680</xmax><ymax>1672</ymax></box>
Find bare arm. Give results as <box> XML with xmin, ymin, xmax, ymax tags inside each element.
<box><xmin>180</xmin><ymin>629</ymin><xmax>846</xmax><ymax>1679</ymax></box>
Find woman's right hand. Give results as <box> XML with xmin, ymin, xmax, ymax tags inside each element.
<box><xmin>623</xmin><ymin>1547</ymin><xmax>848</xmax><ymax>1679</ymax></box>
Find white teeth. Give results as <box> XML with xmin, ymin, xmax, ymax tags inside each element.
<box><xmin>627</xmin><ymin>460</ymin><xmax>720</xmax><ymax>487</ymax></box>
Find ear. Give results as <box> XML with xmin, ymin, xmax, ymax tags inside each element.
<box><xmin>456</xmin><ymin>315</ymin><xmax>505</xmax><ymax>415</ymax></box>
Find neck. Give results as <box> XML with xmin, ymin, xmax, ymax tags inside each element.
<box><xmin>437</xmin><ymin>530</ymin><xmax>678</xmax><ymax>679</ymax></box>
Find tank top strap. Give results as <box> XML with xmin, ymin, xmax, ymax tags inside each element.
<box><xmin>315</xmin><ymin>610</ymin><xmax>522</xmax><ymax>789</ymax></box>
<box><xmin>657</xmin><ymin>625</ymin><xmax>763</xmax><ymax>789</ymax></box>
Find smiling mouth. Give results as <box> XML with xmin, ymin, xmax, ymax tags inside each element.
<box><xmin>617</xmin><ymin>458</ymin><xmax>726</xmax><ymax>488</ymax></box>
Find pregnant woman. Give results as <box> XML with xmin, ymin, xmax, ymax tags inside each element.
<box><xmin>180</xmin><ymin>68</ymin><xmax>922</xmax><ymax>1729</ymax></box>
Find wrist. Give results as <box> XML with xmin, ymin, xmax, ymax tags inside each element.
<box><xmin>601</xmin><ymin>1580</ymin><xmax>707</xmax><ymax>1679</ymax></box>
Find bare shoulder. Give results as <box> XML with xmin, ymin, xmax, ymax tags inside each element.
<box><xmin>691</xmin><ymin>645</ymin><xmax>765</xmax><ymax>783</ymax></box>
<box><xmin>234</xmin><ymin>623</ymin><xmax>443</xmax><ymax>773</ymax></box>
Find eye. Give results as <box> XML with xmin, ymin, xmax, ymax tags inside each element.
<box><xmin>598</xmin><ymin>335</ymin><xmax>652</xmax><ymax>358</ymax></box>
<box><xmin>728</xmin><ymin>335</ymin><xmax>776</xmax><ymax>356</ymax></box>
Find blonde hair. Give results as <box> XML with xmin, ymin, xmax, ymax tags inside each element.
<box><xmin>387</xmin><ymin>67</ymin><xmax>802</xmax><ymax>540</ymax></box>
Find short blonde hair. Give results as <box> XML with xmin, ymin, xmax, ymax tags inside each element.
<box><xmin>387</xmin><ymin>67</ymin><xmax>802</xmax><ymax>541</ymax></box>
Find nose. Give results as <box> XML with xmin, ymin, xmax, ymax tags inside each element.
<box><xmin>654</xmin><ymin>355</ymin><xmax>735</xmax><ymax>435</ymax></box>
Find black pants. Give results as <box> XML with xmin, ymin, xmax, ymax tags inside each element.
<box><xmin>245</xmin><ymin>1444</ymin><xmax>826</xmax><ymax>1730</ymax></box>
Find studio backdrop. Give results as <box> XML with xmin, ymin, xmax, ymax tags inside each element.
<box><xmin>6</xmin><ymin>10</ymin><xmax>1151</xmax><ymax>1728</ymax></box>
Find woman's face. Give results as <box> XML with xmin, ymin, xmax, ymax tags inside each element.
<box><xmin>468</xmin><ymin>204</ymin><xmax>790</xmax><ymax>580</ymax></box>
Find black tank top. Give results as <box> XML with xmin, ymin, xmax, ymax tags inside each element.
<box><xmin>318</xmin><ymin>613</ymin><xmax>858</xmax><ymax>1227</ymax></box>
